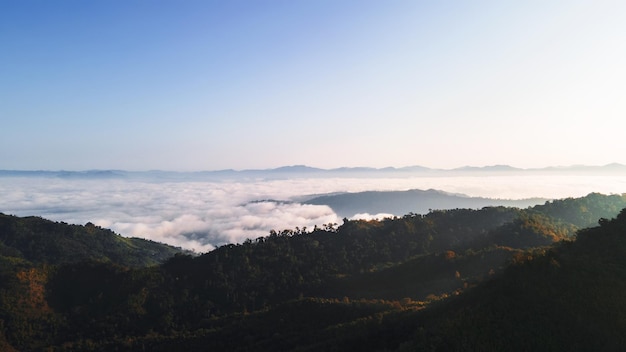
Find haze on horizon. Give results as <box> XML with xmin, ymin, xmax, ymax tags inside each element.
<box><xmin>2</xmin><ymin>1</ymin><xmax>626</xmax><ymax>171</ymax></box>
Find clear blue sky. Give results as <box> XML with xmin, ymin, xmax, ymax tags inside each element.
<box><xmin>2</xmin><ymin>1</ymin><xmax>625</xmax><ymax>171</ymax></box>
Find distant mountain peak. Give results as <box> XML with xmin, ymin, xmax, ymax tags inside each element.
<box><xmin>271</xmin><ymin>165</ymin><xmax>323</xmax><ymax>172</ymax></box>
<box><xmin>454</xmin><ymin>165</ymin><xmax>520</xmax><ymax>172</ymax></box>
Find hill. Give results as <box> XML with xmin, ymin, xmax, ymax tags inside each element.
<box><xmin>2</xmin><ymin>163</ymin><xmax>625</xmax><ymax>181</ymax></box>
<box><xmin>304</xmin><ymin>188</ymin><xmax>547</xmax><ymax>218</ymax></box>
<box><xmin>0</xmin><ymin>213</ymin><xmax>184</xmax><ymax>267</ymax></box>
<box><xmin>401</xmin><ymin>207</ymin><xmax>626</xmax><ymax>351</ymax></box>
<box><xmin>0</xmin><ymin>193</ymin><xmax>625</xmax><ymax>350</ymax></box>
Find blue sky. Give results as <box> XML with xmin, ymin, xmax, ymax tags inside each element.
<box><xmin>2</xmin><ymin>1</ymin><xmax>625</xmax><ymax>171</ymax></box>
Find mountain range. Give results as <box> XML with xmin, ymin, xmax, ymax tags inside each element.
<box><xmin>303</xmin><ymin>189</ymin><xmax>547</xmax><ymax>218</ymax></box>
<box><xmin>1</xmin><ymin>193</ymin><xmax>626</xmax><ymax>350</ymax></box>
<box><xmin>1</xmin><ymin>163</ymin><xmax>625</xmax><ymax>180</ymax></box>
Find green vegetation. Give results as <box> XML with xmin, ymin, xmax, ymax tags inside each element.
<box><xmin>0</xmin><ymin>213</ymin><xmax>184</xmax><ymax>267</ymax></box>
<box><xmin>404</xmin><ymin>206</ymin><xmax>626</xmax><ymax>351</ymax></box>
<box><xmin>0</xmin><ymin>193</ymin><xmax>625</xmax><ymax>351</ymax></box>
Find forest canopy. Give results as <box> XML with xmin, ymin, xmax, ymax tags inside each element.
<box><xmin>0</xmin><ymin>192</ymin><xmax>625</xmax><ymax>351</ymax></box>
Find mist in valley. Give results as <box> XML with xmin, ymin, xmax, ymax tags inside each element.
<box><xmin>1</xmin><ymin>169</ymin><xmax>624</xmax><ymax>252</ymax></box>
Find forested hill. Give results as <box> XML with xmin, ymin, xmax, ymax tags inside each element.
<box><xmin>0</xmin><ymin>213</ymin><xmax>184</xmax><ymax>267</ymax></box>
<box><xmin>304</xmin><ymin>188</ymin><xmax>547</xmax><ymax>218</ymax></box>
<box><xmin>0</xmin><ymin>193</ymin><xmax>625</xmax><ymax>351</ymax></box>
<box><xmin>401</xmin><ymin>206</ymin><xmax>626</xmax><ymax>351</ymax></box>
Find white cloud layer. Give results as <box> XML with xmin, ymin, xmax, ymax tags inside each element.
<box><xmin>0</xmin><ymin>174</ymin><xmax>624</xmax><ymax>252</ymax></box>
<box><xmin>350</xmin><ymin>213</ymin><xmax>396</xmax><ymax>221</ymax></box>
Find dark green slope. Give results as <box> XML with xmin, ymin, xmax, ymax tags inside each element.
<box><xmin>531</xmin><ymin>192</ymin><xmax>626</xmax><ymax>228</ymax></box>
<box><xmin>0</xmin><ymin>213</ymin><xmax>183</xmax><ymax>267</ymax></box>
<box><xmin>1</xmin><ymin>193</ymin><xmax>626</xmax><ymax>351</ymax></box>
<box><xmin>322</xmin><ymin>246</ymin><xmax>522</xmax><ymax>301</ymax></box>
<box><xmin>401</xmin><ymin>208</ymin><xmax>626</xmax><ymax>351</ymax></box>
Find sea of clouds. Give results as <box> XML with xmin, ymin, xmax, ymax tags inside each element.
<box><xmin>1</xmin><ymin>174</ymin><xmax>625</xmax><ymax>252</ymax></box>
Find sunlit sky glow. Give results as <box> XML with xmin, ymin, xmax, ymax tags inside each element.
<box><xmin>2</xmin><ymin>1</ymin><xmax>626</xmax><ymax>171</ymax></box>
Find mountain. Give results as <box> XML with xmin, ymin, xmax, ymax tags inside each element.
<box><xmin>0</xmin><ymin>170</ymin><xmax>126</xmax><ymax>179</ymax></box>
<box><xmin>304</xmin><ymin>188</ymin><xmax>547</xmax><ymax>218</ymax></box>
<box><xmin>452</xmin><ymin>164</ymin><xmax>522</xmax><ymax>172</ymax></box>
<box><xmin>271</xmin><ymin>165</ymin><xmax>324</xmax><ymax>173</ymax></box>
<box><xmin>0</xmin><ymin>193</ymin><xmax>625</xmax><ymax>351</ymax></box>
<box><xmin>2</xmin><ymin>163</ymin><xmax>625</xmax><ymax>181</ymax></box>
<box><xmin>540</xmin><ymin>163</ymin><xmax>626</xmax><ymax>173</ymax></box>
<box><xmin>401</xmin><ymin>207</ymin><xmax>626</xmax><ymax>351</ymax></box>
<box><xmin>0</xmin><ymin>213</ymin><xmax>184</xmax><ymax>267</ymax></box>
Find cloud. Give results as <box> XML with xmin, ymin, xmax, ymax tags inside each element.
<box><xmin>350</xmin><ymin>213</ymin><xmax>396</xmax><ymax>221</ymax></box>
<box><xmin>0</xmin><ymin>174</ymin><xmax>624</xmax><ymax>252</ymax></box>
<box><xmin>0</xmin><ymin>177</ymin><xmax>344</xmax><ymax>252</ymax></box>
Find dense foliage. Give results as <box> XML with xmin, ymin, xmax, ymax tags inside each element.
<box><xmin>0</xmin><ymin>193</ymin><xmax>625</xmax><ymax>351</ymax></box>
<box><xmin>0</xmin><ymin>213</ymin><xmax>184</xmax><ymax>267</ymax></box>
<box><xmin>403</xmin><ymin>207</ymin><xmax>626</xmax><ymax>351</ymax></box>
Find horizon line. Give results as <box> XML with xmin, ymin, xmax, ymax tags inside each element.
<box><xmin>1</xmin><ymin>162</ymin><xmax>625</xmax><ymax>174</ymax></box>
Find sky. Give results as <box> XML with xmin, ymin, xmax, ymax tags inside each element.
<box><xmin>2</xmin><ymin>1</ymin><xmax>626</xmax><ymax>171</ymax></box>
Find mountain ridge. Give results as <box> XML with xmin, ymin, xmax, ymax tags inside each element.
<box><xmin>303</xmin><ymin>188</ymin><xmax>549</xmax><ymax>218</ymax></box>
<box><xmin>1</xmin><ymin>193</ymin><xmax>626</xmax><ymax>350</ymax></box>
<box><xmin>0</xmin><ymin>213</ymin><xmax>184</xmax><ymax>267</ymax></box>
<box><xmin>1</xmin><ymin>163</ymin><xmax>625</xmax><ymax>179</ymax></box>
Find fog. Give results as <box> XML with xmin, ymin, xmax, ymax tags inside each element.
<box><xmin>1</xmin><ymin>174</ymin><xmax>624</xmax><ymax>252</ymax></box>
